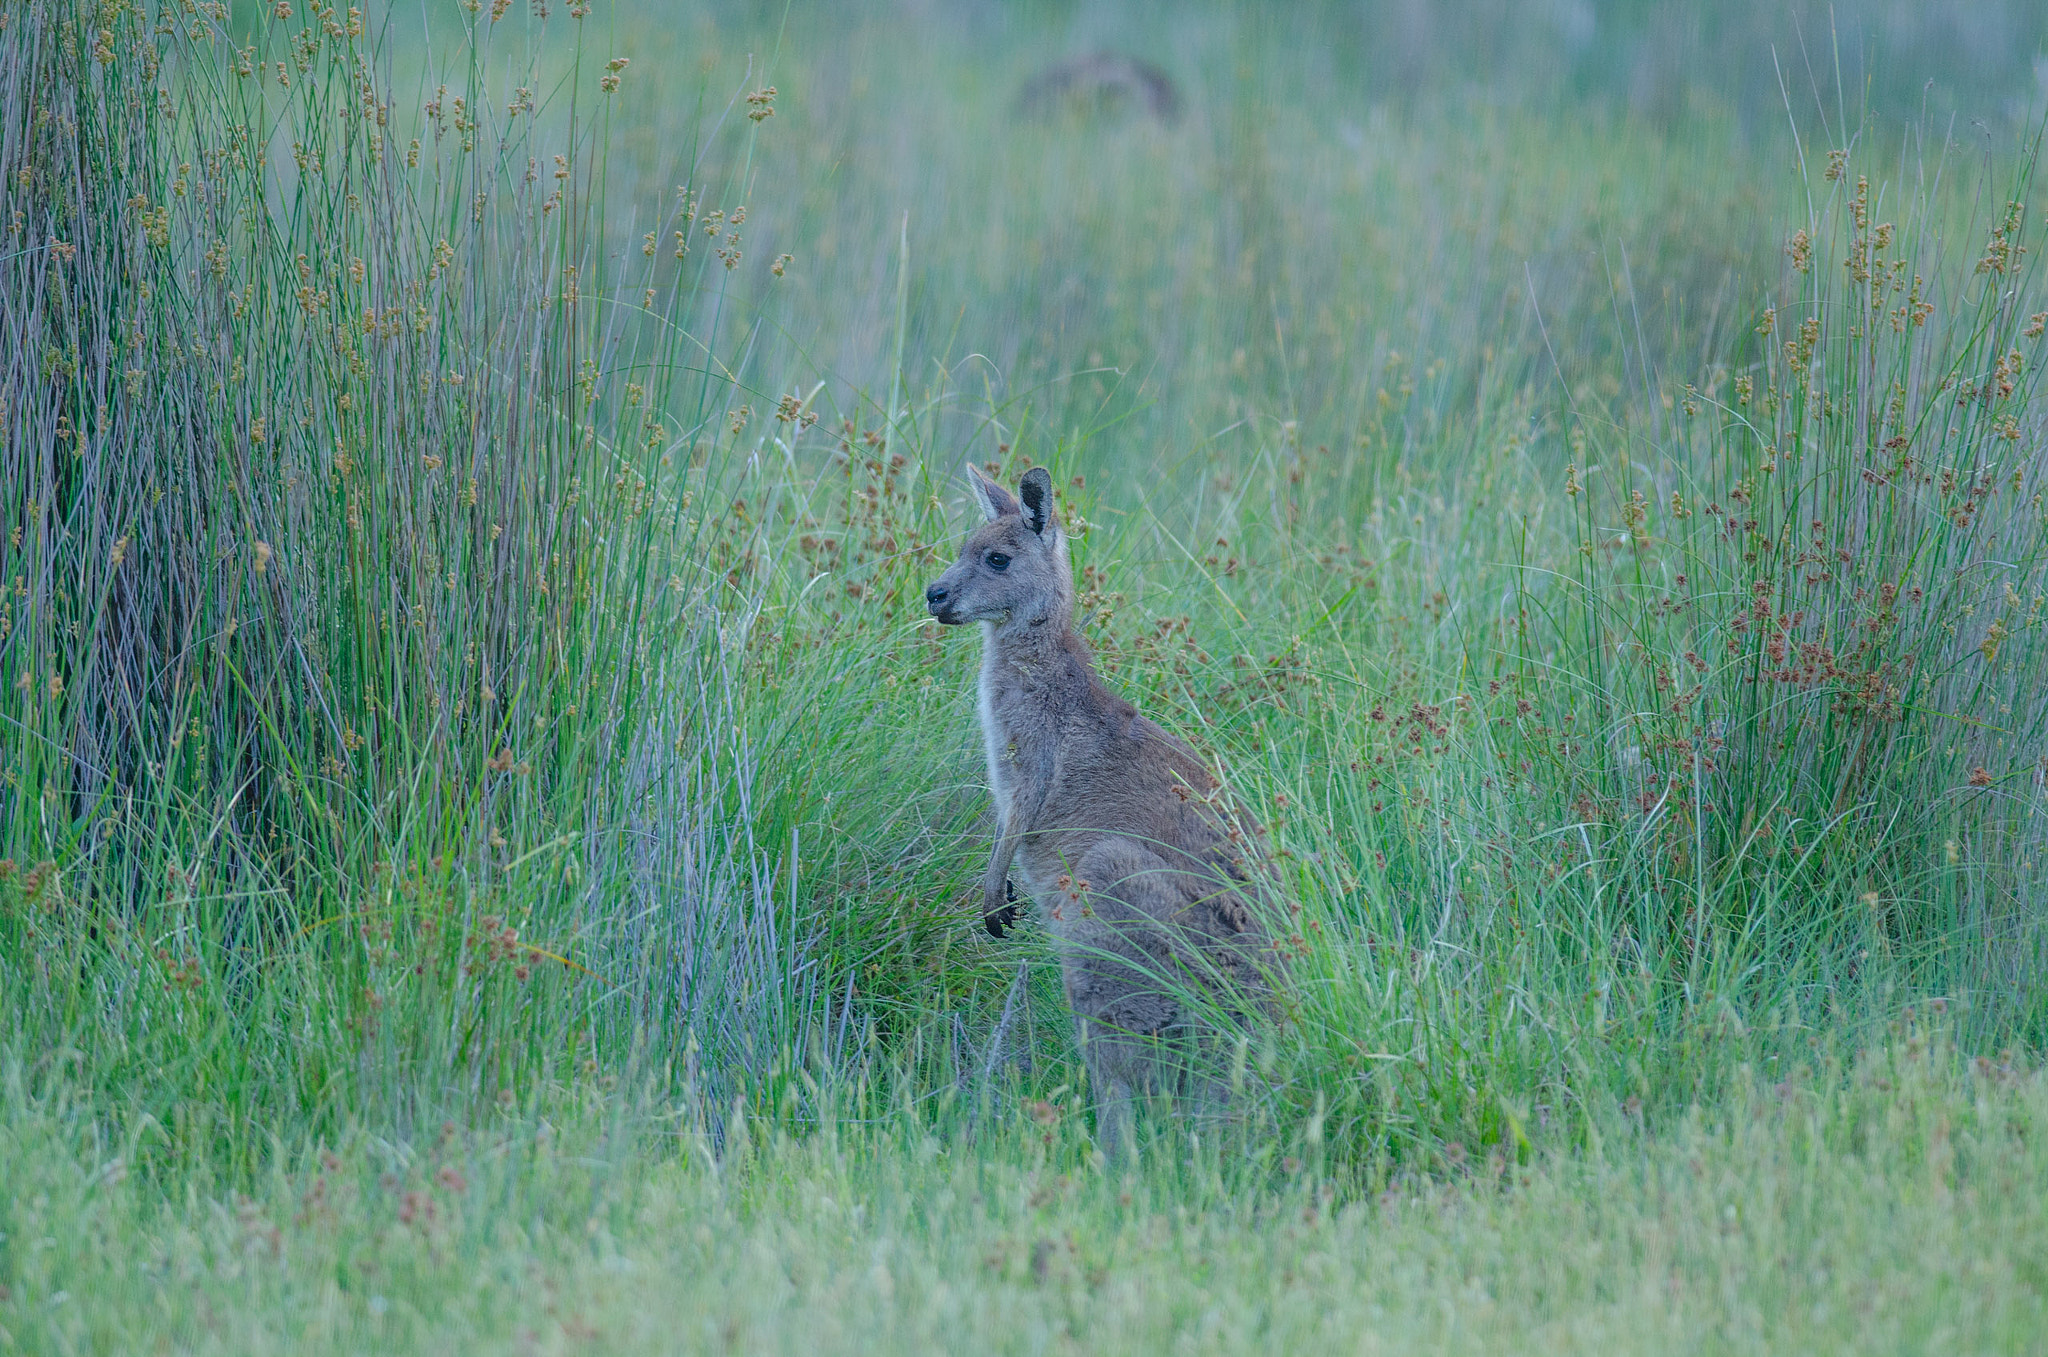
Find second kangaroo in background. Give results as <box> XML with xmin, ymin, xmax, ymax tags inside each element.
<box><xmin>924</xmin><ymin>466</ymin><xmax>1282</xmax><ymax>1158</ymax></box>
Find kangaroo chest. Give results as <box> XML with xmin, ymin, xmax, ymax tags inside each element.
<box><xmin>977</xmin><ymin>648</ymin><xmax>1027</xmax><ymax>824</ymax></box>
<box><xmin>976</xmin><ymin>637</ymin><xmax>1066</xmax><ymax>829</ymax></box>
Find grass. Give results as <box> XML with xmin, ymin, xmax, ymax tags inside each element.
<box><xmin>7</xmin><ymin>1017</ymin><xmax>2045</xmax><ymax>1353</ymax></box>
<box><xmin>3</xmin><ymin>0</ymin><xmax>2047</xmax><ymax>1350</ymax></box>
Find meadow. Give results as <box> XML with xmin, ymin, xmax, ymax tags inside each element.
<box><xmin>3</xmin><ymin>1</ymin><xmax>2048</xmax><ymax>1351</ymax></box>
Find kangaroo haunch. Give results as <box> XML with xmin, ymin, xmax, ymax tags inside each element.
<box><xmin>925</xmin><ymin>465</ymin><xmax>1284</xmax><ymax>1157</ymax></box>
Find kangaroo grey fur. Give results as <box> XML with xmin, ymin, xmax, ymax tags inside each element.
<box><xmin>924</xmin><ymin>466</ymin><xmax>1280</xmax><ymax>1157</ymax></box>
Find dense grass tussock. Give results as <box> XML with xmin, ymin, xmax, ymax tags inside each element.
<box><xmin>2</xmin><ymin>0</ymin><xmax>842</xmax><ymax>1143</ymax></box>
<box><xmin>3</xmin><ymin>4</ymin><xmax>2048</xmax><ymax>1341</ymax></box>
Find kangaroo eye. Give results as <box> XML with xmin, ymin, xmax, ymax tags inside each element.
<box><xmin>985</xmin><ymin>552</ymin><xmax>1011</xmax><ymax>572</ymax></box>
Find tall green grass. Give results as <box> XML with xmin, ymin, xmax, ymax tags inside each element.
<box><xmin>2</xmin><ymin>0</ymin><xmax>2046</xmax><ymax>1209</ymax></box>
<box><xmin>0</xmin><ymin>0</ymin><xmax>851</xmax><ymax>1155</ymax></box>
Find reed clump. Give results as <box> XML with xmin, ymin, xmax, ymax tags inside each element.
<box><xmin>0</xmin><ymin>0</ymin><xmax>835</xmax><ymax>1146</ymax></box>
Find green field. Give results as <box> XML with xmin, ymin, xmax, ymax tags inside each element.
<box><xmin>4</xmin><ymin>1</ymin><xmax>2048</xmax><ymax>1351</ymax></box>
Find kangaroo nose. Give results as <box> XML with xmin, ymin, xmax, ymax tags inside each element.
<box><xmin>925</xmin><ymin>583</ymin><xmax>950</xmax><ymax>612</ymax></box>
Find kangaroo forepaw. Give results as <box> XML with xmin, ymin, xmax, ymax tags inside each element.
<box><xmin>985</xmin><ymin>881</ymin><xmax>1021</xmax><ymax>938</ymax></box>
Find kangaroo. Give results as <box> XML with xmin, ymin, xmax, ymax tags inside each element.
<box><xmin>924</xmin><ymin>465</ymin><xmax>1280</xmax><ymax>1158</ymax></box>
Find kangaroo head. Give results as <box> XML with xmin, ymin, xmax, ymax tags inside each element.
<box><xmin>925</xmin><ymin>466</ymin><xmax>1072</xmax><ymax>631</ymax></box>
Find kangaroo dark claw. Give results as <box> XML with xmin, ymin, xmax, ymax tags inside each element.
<box><xmin>985</xmin><ymin>904</ymin><xmax>1019</xmax><ymax>938</ymax></box>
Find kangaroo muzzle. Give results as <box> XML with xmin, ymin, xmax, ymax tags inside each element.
<box><xmin>924</xmin><ymin>580</ymin><xmax>962</xmax><ymax>624</ymax></box>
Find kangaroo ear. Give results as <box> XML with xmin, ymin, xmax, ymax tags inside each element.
<box><xmin>967</xmin><ymin>466</ymin><xmax>1020</xmax><ymax>522</ymax></box>
<box><xmin>1018</xmin><ymin>467</ymin><xmax>1054</xmax><ymax>536</ymax></box>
